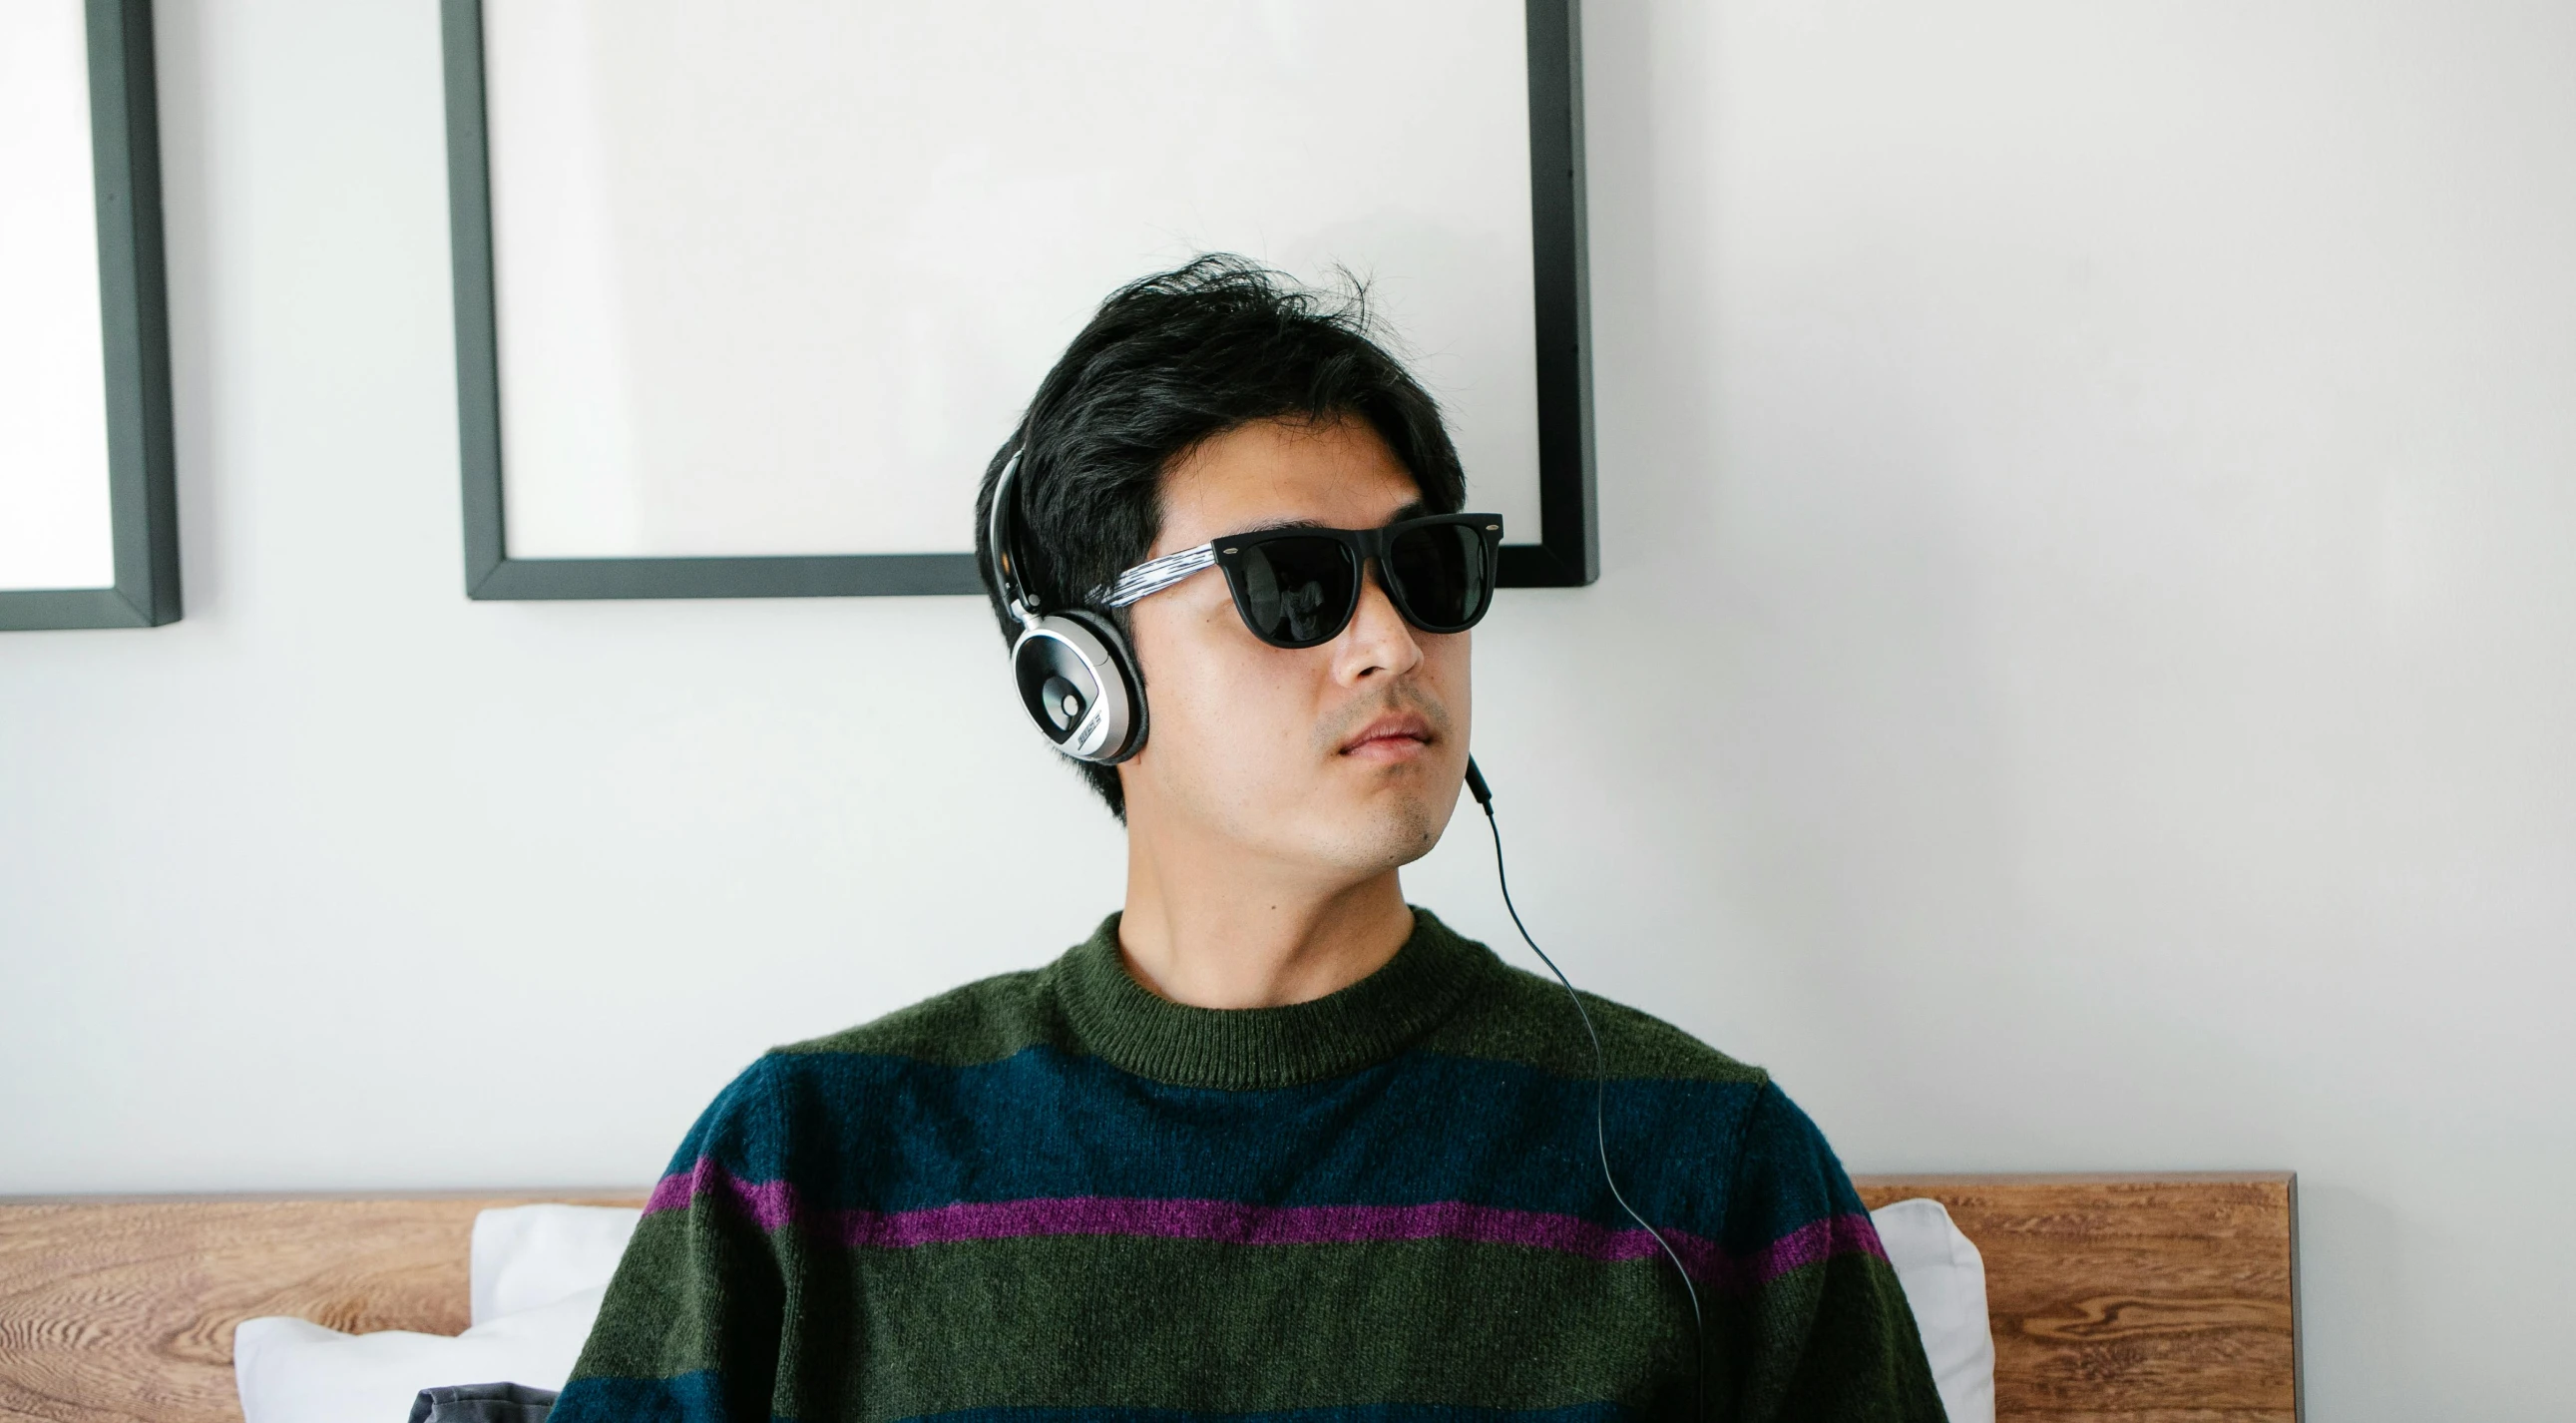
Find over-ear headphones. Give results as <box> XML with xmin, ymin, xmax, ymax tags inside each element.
<box><xmin>985</xmin><ymin>445</ymin><xmax>1149</xmax><ymax>764</ymax></box>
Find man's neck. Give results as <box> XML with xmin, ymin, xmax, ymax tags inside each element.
<box><xmin>1117</xmin><ymin>844</ymin><xmax>1414</xmax><ymax>1010</ymax></box>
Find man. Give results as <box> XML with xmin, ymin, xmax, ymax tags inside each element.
<box><xmin>551</xmin><ymin>258</ymin><xmax>1943</xmax><ymax>1421</ymax></box>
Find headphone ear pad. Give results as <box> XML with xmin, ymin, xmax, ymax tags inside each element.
<box><xmin>1060</xmin><ymin>609</ymin><xmax>1146</xmax><ymax>763</ymax></box>
<box><xmin>1009</xmin><ymin>609</ymin><xmax>1148</xmax><ymax>765</ymax></box>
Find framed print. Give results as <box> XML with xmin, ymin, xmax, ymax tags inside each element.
<box><xmin>0</xmin><ymin>0</ymin><xmax>179</xmax><ymax>631</ymax></box>
<box><xmin>441</xmin><ymin>0</ymin><xmax>1594</xmax><ymax>601</ymax></box>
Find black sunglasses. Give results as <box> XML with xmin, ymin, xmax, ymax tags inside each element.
<box><xmin>1099</xmin><ymin>513</ymin><xmax>1505</xmax><ymax>649</ymax></box>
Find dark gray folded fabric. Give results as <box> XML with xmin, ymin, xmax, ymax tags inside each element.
<box><xmin>406</xmin><ymin>1381</ymin><xmax>558</xmax><ymax>1423</ymax></box>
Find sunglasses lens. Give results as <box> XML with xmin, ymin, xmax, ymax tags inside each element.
<box><xmin>1386</xmin><ymin>522</ymin><xmax>1492</xmax><ymax>631</ymax></box>
<box><xmin>1236</xmin><ymin>537</ymin><xmax>1358</xmax><ymax>646</ymax></box>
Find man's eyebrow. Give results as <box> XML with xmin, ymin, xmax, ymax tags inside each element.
<box><xmin>1221</xmin><ymin>501</ymin><xmax>1433</xmax><ymax>539</ymax></box>
<box><xmin>1225</xmin><ymin>516</ymin><xmax>1329</xmax><ymax>538</ymax></box>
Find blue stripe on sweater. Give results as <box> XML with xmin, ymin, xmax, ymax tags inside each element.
<box><xmin>553</xmin><ymin>1375</ymin><xmax>1641</xmax><ymax>1423</ymax></box>
<box><xmin>663</xmin><ymin>1046</ymin><xmax>1858</xmax><ymax>1252</ymax></box>
<box><xmin>896</xmin><ymin>1406</ymin><xmax>1642</xmax><ymax>1423</ymax></box>
<box><xmin>550</xmin><ymin>1370</ymin><xmax>755</xmax><ymax>1423</ymax></box>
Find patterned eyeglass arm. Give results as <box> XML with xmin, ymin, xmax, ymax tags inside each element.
<box><xmin>1096</xmin><ymin>544</ymin><xmax>1219</xmax><ymax>609</ymax></box>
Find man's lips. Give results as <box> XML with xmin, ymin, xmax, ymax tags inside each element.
<box><xmin>1340</xmin><ymin>712</ymin><xmax>1435</xmax><ymax>758</ymax></box>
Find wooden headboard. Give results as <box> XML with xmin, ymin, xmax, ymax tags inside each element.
<box><xmin>1853</xmin><ymin>1174</ymin><xmax>2300</xmax><ymax>1422</ymax></box>
<box><xmin>0</xmin><ymin>1175</ymin><xmax>2297</xmax><ymax>1422</ymax></box>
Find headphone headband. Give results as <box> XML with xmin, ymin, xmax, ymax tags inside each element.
<box><xmin>987</xmin><ymin>446</ymin><xmax>1035</xmax><ymax>625</ymax></box>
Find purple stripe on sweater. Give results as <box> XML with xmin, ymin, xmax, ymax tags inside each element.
<box><xmin>645</xmin><ymin>1160</ymin><xmax>1883</xmax><ymax>1289</ymax></box>
<box><xmin>646</xmin><ymin>1157</ymin><xmax>797</xmax><ymax>1231</ymax></box>
<box><xmin>1719</xmin><ymin>1211</ymin><xmax>1888</xmax><ymax>1290</ymax></box>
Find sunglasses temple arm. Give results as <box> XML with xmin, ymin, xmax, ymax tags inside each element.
<box><xmin>1097</xmin><ymin>544</ymin><xmax>1219</xmax><ymax>609</ymax></box>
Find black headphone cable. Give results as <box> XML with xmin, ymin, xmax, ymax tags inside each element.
<box><xmin>1465</xmin><ymin>757</ymin><xmax>1707</xmax><ymax>1418</ymax></box>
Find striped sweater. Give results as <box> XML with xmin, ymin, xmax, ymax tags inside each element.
<box><xmin>554</xmin><ymin>910</ymin><xmax>1943</xmax><ymax>1422</ymax></box>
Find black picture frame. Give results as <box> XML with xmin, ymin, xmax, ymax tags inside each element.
<box><xmin>0</xmin><ymin>0</ymin><xmax>180</xmax><ymax>632</ymax></box>
<box><xmin>440</xmin><ymin>0</ymin><xmax>1594</xmax><ymax>602</ymax></box>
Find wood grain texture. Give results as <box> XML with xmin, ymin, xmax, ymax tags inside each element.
<box><xmin>0</xmin><ymin>1194</ymin><xmax>643</xmax><ymax>1423</ymax></box>
<box><xmin>1854</xmin><ymin>1174</ymin><xmax>2300</xmax><ymax>1423</ymax></box>
<box><xmin>1</xmin><ymin>1178</ymin><xmax>2296</xmax><ymax>1423</ymax></box>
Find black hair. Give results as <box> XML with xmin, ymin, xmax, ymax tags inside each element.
<box><xmin>973</xmin><ymin>254</ymin><xmax>1467</xmax><ymax>819</ymax></box>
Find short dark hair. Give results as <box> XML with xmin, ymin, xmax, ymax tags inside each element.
<box><xmin>973</xmin><ymin>254</ymin><xmax>1467</xmax><ymax>819</ymax></box>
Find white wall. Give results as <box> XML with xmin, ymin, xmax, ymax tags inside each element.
<box><xmin>2</xmin><ymin>3</ymin><xmax>2570</xmax><ymax>1416</ymax></box>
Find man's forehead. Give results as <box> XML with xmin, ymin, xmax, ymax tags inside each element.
<box><xmin>1155</xmin><ymin>416</ymin><xmax>1423</xmax><ymax>550</ymax></box>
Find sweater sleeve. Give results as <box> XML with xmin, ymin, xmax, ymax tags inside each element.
<box><xmin>550</xmin><ymin>1059</ymin><xmax>795</xmax><ymax>1423</ymax></box>
<box><xmin>1718</xmin><ymin>1081</ymin><xmax>1947</xmax><ymax>1423</ymax></box>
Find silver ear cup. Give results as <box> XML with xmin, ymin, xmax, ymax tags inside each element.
<box><xmin>1010</xmin><ymin>612</ymin><xmax>1144</xmax><ymax>764</ymax></box>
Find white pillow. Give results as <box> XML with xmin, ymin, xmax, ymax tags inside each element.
<box><xmin>236</xmin><ymin>1204</ymin><xmax>643</xmax><ymax>1423</ymax></box>
<box><xmin>232</xmin><ymin>1286</ymin><xmax>603</xmax><ymax>1423</ymax></box>
<box><xmin>1871</xmin><ymin>1196</ymin><xmax>1996</xmax><ymax>1423</ymax></box>
<box><xmin>470</xmin><ymin>1204</ymin><xmax>643</xmax><ymax>1325</ymax></box>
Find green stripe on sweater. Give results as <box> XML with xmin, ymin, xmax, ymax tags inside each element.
<box><xmin>580</xmin><ymin>1209</ymin><xmax>1704</xmax><ymax>1420</ymax></box>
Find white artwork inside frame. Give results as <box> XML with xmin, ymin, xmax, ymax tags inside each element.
<box><xmin>481</xmin><ymin>0</ymin><xmax>1542</xmax><ymax>561</ymax></box>
<box><xmin>0</xmin><ymin>0</ymin><xmax>116</xmax><ymax>592</ymax></box>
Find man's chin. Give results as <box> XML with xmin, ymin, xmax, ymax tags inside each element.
<box><xmin>1317</xmin><ymin>789</ymin><xmax>1454</xmax><ymax>872</ymax></box>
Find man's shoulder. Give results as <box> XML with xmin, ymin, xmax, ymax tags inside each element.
<box><xmin>649</xmin><ymin>966</ymin><xmax>1075</xmax><ymax>1176</ymax></box>
<box><xmin>1424</xmin><ymin>950</ymin><xmax>1772</xmax><ymax>1089</ymax></box>
<box><xmin>767</xmin><ymin>962</ymin><xmax>1073</xmax><ymax>1068</ymax></box>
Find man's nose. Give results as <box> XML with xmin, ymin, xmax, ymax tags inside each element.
<box><xmin>1335</xmin><ymin>563</ymin><xmax>1425</xmax><ymax>683</ymax></box>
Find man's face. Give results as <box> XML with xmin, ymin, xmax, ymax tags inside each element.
<box><xmin>1117</xmin><ymin>416</ymin><xmax>1473</xmax><ymax>881</ymax></box>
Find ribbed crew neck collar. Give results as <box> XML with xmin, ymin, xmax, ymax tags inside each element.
<box><xmin>1052</xmin><ymin>908</ymin><xmax>1495</xmax><ymax>1090</ymax></box>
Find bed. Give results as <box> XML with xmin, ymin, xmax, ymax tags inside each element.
<box><xmin>0</xmin><ymin>1174</ymin><xmax>2297</xmax><ymax>1422</ymax></box>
